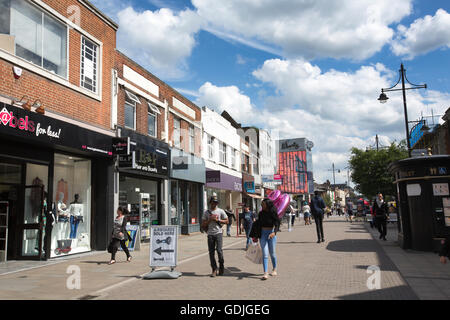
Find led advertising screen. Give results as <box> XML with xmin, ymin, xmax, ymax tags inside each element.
<box><xmin>277</xmin><ymin>151</ymin><xmax>308</xmax><ymax>194</ymax></box>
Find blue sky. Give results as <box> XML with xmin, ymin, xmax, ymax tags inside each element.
<box><xmin>92</xmin><ymin>0</ymin><xmax>450</xmax><ymax>184</ymax></box>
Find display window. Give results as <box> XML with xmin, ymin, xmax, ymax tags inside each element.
<box><xmin>119</xmin><ymin>176</ymin><xmax>158</xmax><ymax>241</ymax></box>
<box><xmin>188</xmin><ymin>183</ymin><xmax>199</xmax><ymax>225</ymax></box>
<box><xmin>51</xmin><ymin>154</ymin><xmax>91</xmax><ymax>257</ymax></box>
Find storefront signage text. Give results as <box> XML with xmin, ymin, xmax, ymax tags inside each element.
<box><xmin>0</xmin><ymin>107</ymin><xmax>61</xmax><ymax>139</ymax></box>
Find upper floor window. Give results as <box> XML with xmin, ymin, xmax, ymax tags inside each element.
<box><xmin>231</xmin><ymin>148</ymin><xmax>236</xmax><ymax>170</ymax></box>
<box><xmin>147</xmin><ymin>102</ymin><xmax>160</xmax><ymax>138</ymax></box>
<box><xmin>1</xmin><ymin>0</ymin><xmax>67</xmax><ymax>78</ymax></box>
<box><xmin>173</xmin><ymin>117</ymin><xmax>181</xmax><ymax>148</ymax></box>
<box><xmin>207</xmin><ymin>135</ymin><xmax>215</xmax><ymax>160</ymax></box>
<box><xmin>189</xmin><ymin>125</ymin><xmax>195</xmax><ymax>154</ymax></box>
<box><xmin>81</xmin><ymin>37</ymin><xmax>98</xmax><ymax>93</ymax></box>
<box><xmin>219</xmin><ymin>141</ymin><xmax>227</xmax><ymax>165</ymax></box>
<box><xmin>124</xmin><ymin>90</ymin><xmax>139</xmax><ymax>130</ymax></box>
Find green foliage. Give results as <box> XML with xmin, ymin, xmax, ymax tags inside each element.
<box><xmin>349</xmin><ymin>140</ymin><xmax>408</xmax><ymax>199</ymax></box>
<box><xmin>323</xmin><ymin>194</ymin><xmax>332</xmax><ymax>208</ymax></box>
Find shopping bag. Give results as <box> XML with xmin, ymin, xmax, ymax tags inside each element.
<box><xmin>245</xmin><ymin>242</ymin><xmax>262</xmax><ymax>264</ymax></box>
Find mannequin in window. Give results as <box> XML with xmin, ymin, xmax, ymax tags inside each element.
<box><xmin>30</xmin><ymin>177</ymin><xmax>44</xmax><ymax>221</ymax></box>
<box><xmin>69</xmin><ymin>194</ymin><xmax>83</xmax><ymax>239</ymax></box>
<box><xmin>57</xmin><ymin>192</ymin><xmax>69</xmax><ymax>240</ymax></box>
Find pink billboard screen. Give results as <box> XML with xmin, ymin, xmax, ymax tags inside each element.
<box><xmin>277</xmin><ymin>151</ymin><xmax>308</xmax><ymax>194</ymax></box>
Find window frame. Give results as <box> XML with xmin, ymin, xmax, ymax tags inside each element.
<box><xmin>173</xmin><ymin>117</ymin><xmax>181</xmax><ymax>148</ymax></box>
<box><xmin>231</xmin><ymin>148</ymin><xmax>236</xmax><ymax>170</ymax></box>
<box><xmin>80</xmin><ymin>36</ymin><xmax>99</xmax><ymax>93</ymax></box>
<box><xmin>147</xmin><ymin>107</ymin><xmax>157</xmax><ymax>138</ymax></box>
<box><xmin>189</xmin><ymin>125</ymin><xmax>195</xmax><ymax>154</ymax></box>
<box><xmin>219</xmin><ymin>141</ymin><xmax>227</xmax><ymax>165</ymax></box>
<box><xmin>124</xmin><ymin>92</ymin><xmax>137</xmax><ymax>130</ymax></box>
<box><xmin>207</xmin><ymin>135</ymin><xmax>215</xmax><ymax>160</ymax></box>
<box><xmin>7</xmin><ymin>0</ymin><xmax>69</xmax><ymax>79</ymax></box>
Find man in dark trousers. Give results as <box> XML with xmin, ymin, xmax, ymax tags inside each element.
<box><xmin>201</xmin><ymin>195</ymin><xmax>229</xmax><ymax>277</ymax></box>
<box><xmin>372</xmin><ymin>193</ymin><xmax>388</xmax><ymax>241</ymax></box>
<box><xmin>225</xmin><ymin>205</ymin><xmax>235</xmax><ymax>237</ymax></box>
<box><xmin>310</xmin><ymin>191</ymin><xmax>326</xmax><ymax>243</ymax></box>
<box><xmin>242</xmin><ymin>206</ymin><xmax>256</xmax><ymax>250</ymax></box>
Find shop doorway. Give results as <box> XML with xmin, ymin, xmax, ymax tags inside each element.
<box><xmin>0</xmin><ymin>161</ymin><xmax>48</xmax><ymax>261</ymax></box>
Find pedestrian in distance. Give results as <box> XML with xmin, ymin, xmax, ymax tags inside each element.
<box><xmin>225</xmin><ymin>205</ymin><xmax>235</xmax><ymax>237</ymax></box>
<box><xmin>439</xmin><ymin>237</ymin><xmax>450</xmax><ymax>264</ymax></box>
<box><xmin>250</xmin><ymin>198</ymin><xmax>280</xmax><ymax>280</ymax></box>
<box><xmin>108</xmin><ymin>207</ymin><xmax>132</xmax><ymax>265</ymax></box>
<box><xmin>242</xmin><ymin>206</ymin><xmax>256</xmax><ymax>250</ymax></box>
<box><xmin>201</xmin><ymin>195</ymin><xmax>229</xmax><ymax>277</ymax></box>
<box><xmin>346</xmin><ymin>201</ymin><xmax>353</xmax><ymax>223</ymax></box>
<box><xmin>372</xmin><ymin>193</ymin><xmax>388</xmax><ymax>241</ymax></box>
<box><xmin>310</xmin><ymin>191</ymin><xmax>326</xmax><ymax>243</ymax></box>
<box><xmin>302</xmin><ymin>201</ymin><xmax>311</xmax><ymax>225</ymax></box>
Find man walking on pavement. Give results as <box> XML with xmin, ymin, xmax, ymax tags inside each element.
<box><xmin>310</xmin><ymin>191</ymin><xmax>326</xmax><ymax>243</ymax></box>
<box><xmin>201</xmin><ymin>195</ymin><xmax>229</xmax><ymax>277</ymax></box>
<box><xmin>225</xmin><ymin>206</ymin><xmax>235</xmax><ymax>237</ymax></box>
<box><xmin>372</xmin><ymin>193</ymin><xmax>388</xmax><ymax>241</ymax></box>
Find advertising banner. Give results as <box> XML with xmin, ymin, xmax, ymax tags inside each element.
<box><xmin>278</xmin><ymin>151</ymin><xmax>308</xmax><ymax>194</ymax></box>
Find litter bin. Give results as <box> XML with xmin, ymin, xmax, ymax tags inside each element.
<box><xmin>388</xmin><ymin>155</ymin><xmax>450</xmax><ymax>252</ymax></box>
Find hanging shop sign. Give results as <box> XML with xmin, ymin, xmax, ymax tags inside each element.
<box><xmin>0</xmin><ymin>102</ymin><xmax>113</xmax><ymax>156</ymax></box>
<box><xmin>244</xmin><ymin>181</ymin><xmax>255</xmax><ymax>193</ymax></box>
<box><xmin>206</xmin><ymin>170</ymin><xmax>221</xmax><ymax>183</ymax></box>
<box><xmin>112</xmin><ymin>137</ymin><xmax>130</xmax><ymax>155</ymax></box>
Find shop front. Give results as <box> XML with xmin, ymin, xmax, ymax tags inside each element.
<box><xmin>205</xmin><ymin>169</ymin><xmax>242</xmax><ymax>215</ymax></box>
<box><xmin>170</xmin><ymin>149</ymin><xmax>205</xmax><ymax>234</ymax></box>
<box><xmin>0</xmin><ymin>102</ymin><xmax>114</xmax><ymax>261</ymax></box>
<box><xmin>242</xmin><ymin>173</ymin><xmax>263</xmax><ymax>211</ymax></box>
<box><xmin>117</xmin><ymin>128</ymin><xmax>169</xmax><ymax>242</ymax></box>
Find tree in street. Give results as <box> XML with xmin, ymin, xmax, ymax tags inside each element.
<box><xmin>349</xmin><ymin>140</ymin><xmax>408</xmax><ymax>200</ymax></box>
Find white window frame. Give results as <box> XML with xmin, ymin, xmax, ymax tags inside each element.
<box><xmin>147</xmin><ymin>107</ymin><xmax>157</xmax><ymax>138</ymax></box>
<box><xmin>207</xmin><ymin>135</ymin><xmax>215</xmax><ymax>160</ymax></box>
<box><xmin>173</xmin><ymin>117</ymin><xmax>181</xmax><ymax>148</ymax></box>
<box><xmin>7</xmin><ymin>0</ymin><xmax>69</xmax><ymax>79</ymax></box>
<box><xmin>148</xmin><ymin>102</ymin><xmax>161</xmax><ymax>115</ymax></box>
<box><xmin>125</xmin><ymin>90</ymin><xmax>140</xmax><ymax>104</ymax></box>
<box><xmin>80</xmin><ymin>36</ymin><xmax>99</xmax><ymax>93</ymax></box>
<box><xmin>219</xmin><ymin>141</ymin><xmax>227</xmax><ymax>165</ymax></box>
<box><xmin>231</xmin><ymin>148</ymin><xmax>236</xmax><ymax>170</ymax></box>
<box><xmin>189</xmin><ymin>125</ymin><xmax>195</xmax><ymax>154</ymax></box>
<box><xmin>124</xmin><ymin>92</ymin><xmax>137</xmax><ymax>130</ymax></box>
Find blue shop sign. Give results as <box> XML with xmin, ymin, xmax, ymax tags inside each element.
<box><xmin>244</xmin><ymin>181</ymin><xmax>255</xmax><ymax>193</ymax></box>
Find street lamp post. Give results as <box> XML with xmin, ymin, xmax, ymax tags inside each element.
<box><xmin>378</xmin><ymin>63</ymin><xmax>427</xmax><ymax>158</ymax></box>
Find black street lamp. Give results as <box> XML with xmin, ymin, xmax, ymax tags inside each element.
<box><xmin>378</xmin><ymin>63</ymin><xmax>427</xmax><ymax>157</ymax></box>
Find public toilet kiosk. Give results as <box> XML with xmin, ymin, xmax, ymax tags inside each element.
<box><xmin>388</xmin><ymin>155</ymin><xmax>450</xmax><ymax>252</ymax></box>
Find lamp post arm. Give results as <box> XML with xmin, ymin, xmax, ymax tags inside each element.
<box><xmin>382</xmin><ymin>86</ymin><xmax>427</xmax><ymax>93</ymax></box>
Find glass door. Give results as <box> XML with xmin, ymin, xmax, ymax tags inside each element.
<box><xmin>20</xmin><ymin>185</ymin><xmax>44</xmax><ymax>259</ymax></box>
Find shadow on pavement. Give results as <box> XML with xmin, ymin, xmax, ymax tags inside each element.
<box><xmin>354</xmin><ymin>264</ymin><xmax>398</xmax><ymax>272</ymax></box>
<box><xmin>337</xmin><ymin>285</ymin><xmax>418</xmax><ymax>300</ymax></box>
<box><xmin>80</xmin><ymin>261</ymin><xmax>110</xmax><ymax>265</ymax></box>
<box><xmin>180</xmin><ymin>270</ymin><xmax>261</xmax><ymax>280</ymax></box>
<box><xmin>277</xmin><ymin>241</ymin><xmax>315</xmax><ymax>244</ymax></box>
<box><xmin>326</xmin><ymin>239</ymin><xmax>378</xmax><ymax>253</ymax></box>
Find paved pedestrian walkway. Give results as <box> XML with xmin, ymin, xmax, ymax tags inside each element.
<box><xmin>1</xmin><ymin>217</ymin><xmax>447</xmax><ymax>300</ymax></box>
<box><xmin>96</xmin><ymin>218</ymin><xmax>418</xmax><ymax>300</ymax></box>
<box><xmin>365</xmin><ymin>221</ymin><xmax>450</xmax><ymax>300</ymax></box>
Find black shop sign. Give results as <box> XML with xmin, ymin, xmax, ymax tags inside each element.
<box><xmin>0</xmin><ymin>102</ymin><xmax>112</xmax><ymax>156</ymax></box>
<box><xmin>118</xmin><ymin>128</ymin><xmax>169</xmax><ymax>177</ymax></box>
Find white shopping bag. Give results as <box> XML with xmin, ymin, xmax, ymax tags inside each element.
<box><xmin>245</xmin><ymin>242</ymin><xmax>262</xmax><ymax>264</ymax></box>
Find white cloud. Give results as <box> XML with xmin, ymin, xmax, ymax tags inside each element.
<box><xmin>195</xmin><ymin>82</ymin><xmax>255</xmax><ymax>122</ymax></box>
<box><xmin>192</xmin><ymin>0</ymin><xmax>412</xmax><ymax>60</ymax></box>
<box><xmin>194</xmin><ymin>61</ymin><xmax>450</xmax><ymax>184</ymax></box>
<box><xmin>116</xmin><ymin>7</ymin><xmax>203</xmax><ymax>78</ymax></box>
<box><xmin>391</xmin><ymin>9</ymin><xmax>450</xmax><ymax>59</ymax></box>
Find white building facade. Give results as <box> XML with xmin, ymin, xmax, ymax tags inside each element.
<box><xmin>202</xmin><ymin>107</ymin><xmax>243</xmax><ymax>213</ymax></box>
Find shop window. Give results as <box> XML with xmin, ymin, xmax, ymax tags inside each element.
<box><xmin>188</xmin><ymin>183</ymin><xmax>199</xmax><ymax>225</ymax></box>
<box><xmin>81</xmin><ymin>37</ymin><xmax>98</xmax><ymax>93</ymax></box>
<box><xmin>119</xmin><ymin>176</ymin><xmax>158</xmax><ymax>241</ymax></box>
<box><xmin>170</xmin><ymin>180</ymin><xmax>178</xmax><ymax>226</ymax></box>
<box><xmin>3</xmin><ymin>0</ymin><xmax>68</xmax><ymax>78</ymax></box>
<box><xmin>51</xmin><ymin>154</ymin><xmax>91</xmax><ymax>258</ymax></box>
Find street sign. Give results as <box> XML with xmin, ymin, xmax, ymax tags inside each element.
<box><xmin>150</xmin><ymin>225</ymin><xmax>178</xmax><ymax>267</ymax></box>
